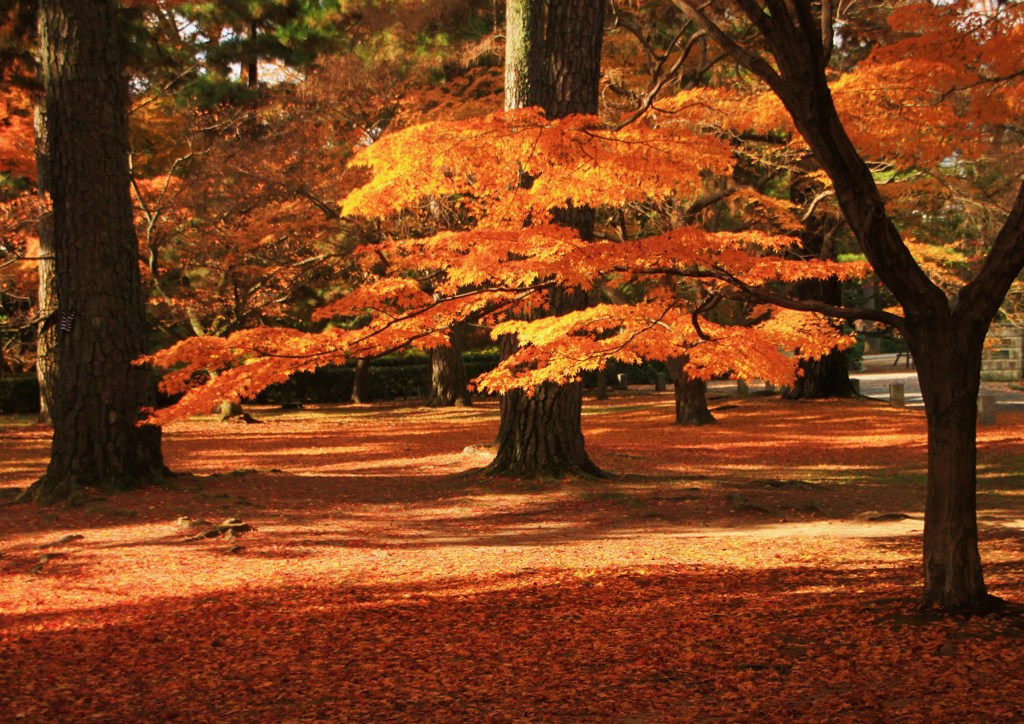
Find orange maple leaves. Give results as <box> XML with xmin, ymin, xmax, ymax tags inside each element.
<box><xmin>144</xmin><ymin>102</ymin><xmax>866</xmax><ymax>423</ymax></box>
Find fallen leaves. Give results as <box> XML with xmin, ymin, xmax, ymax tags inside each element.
<box><xmin>1</xmin><ymin>393</ymin><xmax>1022</xmax><ymax>720</ymax></box>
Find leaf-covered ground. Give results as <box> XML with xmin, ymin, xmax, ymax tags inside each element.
<box><xmin>2</xmin><ymin>392</ymin><xmax>1023</xmax><ymax>721</ymax></box>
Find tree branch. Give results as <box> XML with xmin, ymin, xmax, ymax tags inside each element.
<box><xmin>614</xmin><ymin>263</ymin><xmax>905</xmax><ymax>329</ymax></box>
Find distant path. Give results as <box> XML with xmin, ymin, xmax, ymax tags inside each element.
<box><xmin>851</xmin><ymin>353</ymin><xmax>1024</xmax><ymax>411</ymax></box>
<box><xmin>702</xmin><ymin>353</ymin><xmax>1024</xmax><ymax>411</ymax></box>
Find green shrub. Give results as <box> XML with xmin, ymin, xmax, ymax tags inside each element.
<box><xmin>0</xmin><ymin>374</ymin><xmax>40</xmax><ymax>414</ymax></box>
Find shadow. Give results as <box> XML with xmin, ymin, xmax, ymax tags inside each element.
<box><xmin>3</xmin><ymin>563</ymin><xmax>1022</xmax><ymax>722</ymax></box>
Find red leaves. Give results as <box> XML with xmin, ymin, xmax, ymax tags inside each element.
<box><xmin>2</xmin><ymin>396</ymin><xmax>1023</xmax><ymax>719</ymax></box>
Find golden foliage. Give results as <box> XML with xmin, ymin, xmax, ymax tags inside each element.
<box><xmin>342</xmin><ymin>107</ymin><xmax>734</xmax><ymax>225</ymax></box>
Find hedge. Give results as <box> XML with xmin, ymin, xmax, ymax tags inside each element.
<box><xmin>0</xmin><ymin>355</ymin><xmax>675</xmax><ymax>414</ymax></box>
<box><xmin>0</xmin><ymin>374</ymin><xmax>40</xmax><ymax>414</ymax></box>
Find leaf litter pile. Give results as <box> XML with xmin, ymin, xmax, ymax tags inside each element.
<box><xmin>2</xmin><ymin>393</ymin><xmax>1024</xmax><ymax>721</ymax></box>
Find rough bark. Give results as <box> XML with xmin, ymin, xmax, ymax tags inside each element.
<box><xmin>426</xmin><ymin>336</ymin><xmax>471</xmax><ymax>407</ymax></box>
<box><xmin>665</xmin><ymin>356</ymin><xmax>715</xmax><ymax>425</ymax></box>
<box><xmin>503</xmin><ymin>0</ymin><xmax>544</xmax><ymax>112</ymax></box>
<box><xmin>489</xmin><ymin>374</ymin><xmax>603</xmax><ymax>478</ymax></box>
<box><xmin>487</xmin><ymin>0</ymin><xmax>606</xmax><ymax>478</ymax></box>
<box><xmin>22</xmin><ymin>0</ymin><xmax>165</xmax><ymax>505</ymax></box>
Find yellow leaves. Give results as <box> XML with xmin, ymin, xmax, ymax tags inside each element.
<box><xmin>659</xmin><ymin>87</ymin><xmax>789</xmax><ymax>139</ymax></box>
<box><xmin>341</xmin><ymin>107</ymin><xmax>734</xmax><ymax>225</ymax></box>
<box><xmin>472</xmin><ymin>299</ymin><xmax>854</xmax><ymax>396</ymax></box>
<box><xmin>0</xmin><ymin>85</ymin><xmax>36</xmax><ymax>181</ymax></box>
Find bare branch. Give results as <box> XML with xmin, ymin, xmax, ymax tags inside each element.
<box><xmin>671</xmin><ymin>0</ymin><xmax>784</xmax><ymax>92</ymax></box>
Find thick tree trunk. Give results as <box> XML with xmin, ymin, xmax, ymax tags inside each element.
<box><xmin>674</xmin><ymin>375</ymin><xmax>714</xmax><ymax>426</ymax></box>
<box><xmin>489</xmin><ymin>379</ymin><xmax>602</xmax><ymax>477</ymax></box>
<box><xmin>503</xmin><ymin>0</ymin><xmax>544</xmax><ymax>111</ymax></box>
<box><xmin>427</xmin><ymin>336</ymin><xmax>471</xmax><ymax>407</ymax></box>
<box><xmin>786</xmin><ymin>278</ymin><xmax>856</xmax><ymax>399</ymax></box>
<box><xmin>350</xmin><ymin>357</ymin><xmax>371</xmax><ymax>404</ymax></box>
<box><xmin>218</xmin><ymin>400</ymin><xmax>260</xmax><ymax>423</ymax></box>
<box><xmin>785</xmin><ymin>351</ymin><xmax>855</xmax><ymax>399</ymax></box>
<box><xmin>23</xmin><ymin>0</ymin><xmax>165</xmax><ymax>505</ymax></box>
<box><xmin>909</xmin><ymin>321</ymin><xmax>999</xmax><ymax>612</ymax></box>
<box><xmin>665</xmin><ymin>356</ymin><xmax>715</xmax><ymax>425</ymax></box>
<box><xmin>490</xmin><ymin>0</ymin><xmax>605</xmax><ymax>477</ymax></box>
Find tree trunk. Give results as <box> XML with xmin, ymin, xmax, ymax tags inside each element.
<box><xmin>785</xmin><ymin>351</ymin><xmax>855</xmax><ymax>399</ymax></box>
<box><xmin>218</xmin><ymin>400</ymin><xmax>259</xmax><ymax>423</ymax></box>
<box><xmin>22</xmin><ymin>0</ymin><xmax>165</xmax><ymax>505</ymax></box>
<box><xmin>350</xmin><ymin>357</ymin><xmax>371</xmax><ymax>403</ymax></box>
<box><xmin>489</xmin><ymin>378</ymin><xmax>602</xmax><ymax>477</ymax></box>
<box><xmin>909</xmin><ymin>319</ymin><xmax>999</xmax><ymax>612</ymax></box>
<box><xmin>427</xmin><ymin>336</ymin><xmax>471</xmax><ymax>407</ymax></box>
<box><xmin>503</xmin><ymin>0</ymin><xmax>544</xmax><ymax>112</ymax></box>
<box><xmin>665</xmin><ymin>356</ymin><xmax>715</xmax><ymax>425</ymax></box>
<box><xmin>595</xmin><ymin>368</ymin><xmax>608</xmax><ymax>400</ymax></box>
<box><xmin>488</xmin><ymin>0</ymin><xmax>605</xmax><ymax>477</ymax></box>
<box><xmin>674</xmin><ymin>375</ymin><xmax>714</xmax><ymax>426</ymax></box>
<box><xmin>33</xmin><ymin>96</ymin><xmax>57</xmax><ymax>424</ymax></box>
<box><xmin>785</xmin><ymin>261</ymin><xmax>855</xmax><ymax>399</ymax></box>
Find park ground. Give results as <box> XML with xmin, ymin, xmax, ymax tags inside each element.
<box><xmin>1</xmin><ymin>386</ymin><xmax>1023</xmax><ymax>721</ymax></box>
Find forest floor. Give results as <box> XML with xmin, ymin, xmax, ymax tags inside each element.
<box><xmin>1</xmin><ymin>391</ymin><xmax>1023</xmax><ymax>722</ymax></box>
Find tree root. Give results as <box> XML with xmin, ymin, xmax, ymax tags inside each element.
<box><xmin>183</xmin><ymin>518</ymin><xmax>253</xmax><ymax>542</ymax></box>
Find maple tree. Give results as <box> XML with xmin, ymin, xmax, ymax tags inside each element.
<box><xmin>128</xmin><ymin>1</ymin><xmax>504</xmax><ymax>420</ymax></box>
<box><xmin>143</xmin><ymin>4</ymin><xmax>864</xmax><ymax>436</ymax></box>
<box><xmin>9</xmin><ymin>0</ymin><xmax>1019</xmax><ymax>618</ymax></box>
<box><xmin>0</xmin><ymin>83</ymin><xmax>36</xmax><ymax>376</ymax></box>
<box><xmin>0</xmin><ymin>11</ymin><xmax>43</xmax><ymax>388</ymax></box>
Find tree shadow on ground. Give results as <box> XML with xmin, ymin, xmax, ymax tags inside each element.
<box><xmin>3</xmin><ymin>563</ymin><xmax>1022</xmax><ymax>722</ymax></box>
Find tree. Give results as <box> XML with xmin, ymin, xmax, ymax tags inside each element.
<box><xmin>665</xmin><ymin>355</ymin><xmax>714</xmax><ymax>425</ymax></box>
<box><xmin>0</xmin><ymin>55</ymin><xmax>39</xmax><ymax>379</ymax></box>
<box><xmin>488</xmin><ymin>0</ymin><xmax>606</xmax><ymax>477</ymax></box>
<box><xmin>20</xmin><ymin>0</ymin><xmax>165</xmax><ymax>504</ymax></box>
<box><xmin>427</xmin><ymin>332</ymin><xmax>472</xmax><ymax>407</ymax></box>
<box><xmin>145</xmin><ymin>103</ymin><xmax>858</xmax><ymax>421</ymax></box>
<box><xmin>671</xmin><ymin>0</ymin><xmax>1024</xmax><ymax>611</ymax></box>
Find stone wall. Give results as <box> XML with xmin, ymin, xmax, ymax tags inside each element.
<box><xmin>982</xmin><ymin>324</ymin><xmax>1024</xmax><ymax>381</ymax></box>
